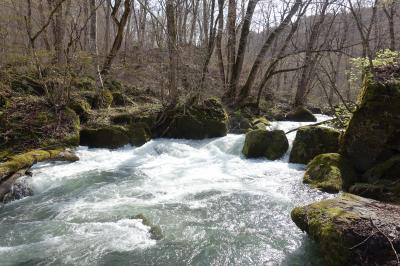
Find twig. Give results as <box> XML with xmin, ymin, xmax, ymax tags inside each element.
<box><xmin>370</xmin><ymin>218</ymin><xmax>400</xmax><ymax>265</ymax></box>
<box><xmin>349</xmin><ymin>231</ymin><xmax>376</xmax><ymax>250</ymax></box>
<box><xmin>285</xmin><ymin>118</ymin><xmax>337</xmax><ymax>134</ymax></box>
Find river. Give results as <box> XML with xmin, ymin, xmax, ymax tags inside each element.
<box><xmin>0</xmin><ymin>115</ymin><xmax>332</xmax><ymax>265</ymax></box>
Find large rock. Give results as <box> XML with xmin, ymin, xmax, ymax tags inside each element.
<box><xmin>348</xmin><ymin>156</ymin><xmax>400</xmax><ymax>203</ymax></box>
<box><xmin>156</xmin><ymin>98</ymin><xmax>228</xmax><ymax>139</ymax></box>
<box><xmin>0</xmin><ymin>97</ymin><xmax>80</xmax><ymax>152</ymax></box>
<box><xmin>340</xmin><ymin>79</ymin><xmax>400</xmax><ymax>172</ymax></box>
<box><xmin>291</xmin><ymin>193</ymin><xmax>400</xmax><ymax>266</ymax></box>
<box><xmin>303</xmin><ymin>153</ymin><xmax>357</xmax><ymax>193</ymax></box>
<box><xmin>80</xmin><ymin>126</ymin><xmax>130</xmax><ymax>149</ymax></box>
<box><xmin>228</xmin><ymin>111</ymin><xmax>270</xmax><ymax>134</ymax></box>
<box><xmin>68</xmin><ymin>98</ymin><xmax>91</xmax><ymax>123</ymax></box>
<box><xmin>0</xmin><ymin>149</ymin><xmax>79</xmax><ymax>182</ymax></box>
<box><xmin>285</xmin><ymin>107</ymin><xmax>317</xmax><ymax>122</ymax></box>
<box><xmin>289</xmin><ymin>126</ymin><xmax>341</xmax><ymax>164</ymax></box>
<box><xmin>80</xmin><ymin>124</ymin><xmax>150</xmax><ymax>149</ymax></box>
<box><xmin>242</xmin><ymin>129</ymin><xmax>289</xmax><ymax>160</ymax></box>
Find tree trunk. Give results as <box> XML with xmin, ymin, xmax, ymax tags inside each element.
<box><xmin>224</xmin><ymin>0</ymin><xmax>237</xmax><ymax>100</ymax></box>
<box><xmin>189</xmin><ymin>0</ymin><xmax>200</xmax><ymax>45</ymax></box>
<box><xmin>294</xmin><ymin>0</ymin><xmax>329</xmax><ymax>107</ymax></box>
<box><xmin>236</xmin><ymin>0</ymin><xmax>302</xmax><ymax>103</ymax></box>
<box><xmin>227</xmin><ymin>0</ymin><xmax>259</xmax><ymax>101</ymax></box>
<box><xmin>166</xmin><ymin>0</ymin><xmax>179</xmax><ymax>105</ymax></box>
<box><xmin>38</xmin><ymin>0</ymin><xmax>51</xmax><ymax>50</ymax></box>
<box><xmin>54</xmin><ymin>0</ymin><xmax>65</xmax><ymax>64</ymax></box>
<box><xmin>104</xmin><ymin>0</ymin><xmax>111</xmax><ymax>53</ymax></box>
<box><xmin>202</xmin><ymin>0</ymin><xmax>209</xmax><ymax>46</ymax></box>
<box><xmin>101</xmin><ymin>0</ymin><xmax>132</xmax><ymax>76</ymax></box>
<box><xmin>215</xmin><ymin>0</ymin><xmax>225</xmax><ymax>86</ymax></box>
<box><xmin>89</xmin><ymin>0</ymin><xmax>97</xmax><ymax>54</ymax></box>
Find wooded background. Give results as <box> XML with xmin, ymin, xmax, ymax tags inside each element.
<box><xmin>0</xmin><ymin>0</ymin><xmax>397</xmax><ymax>109</ymax></box>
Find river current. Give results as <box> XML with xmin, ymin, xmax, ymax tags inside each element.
<box><xmin>0</xmin><ymin>115</ymin><xmax>332</xmax><ymax>266</ymax></box>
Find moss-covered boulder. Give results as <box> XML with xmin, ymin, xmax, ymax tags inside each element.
<box><xmin>303</xmin><ymin>153</ymin><xmax>357</xmax><ymax>193</ymax></box>
<box><xmin>80</xmin><ymin>125</ymin><xmax>130</xmax><ymax>149</ymax></box>
<box><xmin>127</xmin><ymin>123</ymin><xmax>151</xmax><ymax>147</ymax></box>
<box><xmin>0</xmin><ymin>149</ymin><xmax>78</xmax><ymax>182</ymax></box>
<box><xmin>92</xmin><ymin>89</ymin><xmax>113</xmax><ymax>109</ymax></box>
<box><xmin>229</xmin><ymin>111</ymin><xmax>270</xmax><ymax>134</ymax></box>
<box><xmin>363</xmin><ymin>155</ymin><xmax>400</xmax><ymax>182</ymax></box>
<box><xmin>112</xmin><ymin>92</ymin><xmax>134</xmax><ymax>107</ymax></box>
<box><xmin>291</xmin><ymin>193</ymin><xmax>400</xmax><ymax>266</ymax></box>
<box><xmin>0</xmin><ymin>96</ymin><xmax>80</xmax><ymax>152</ymax></box>
<box><xmin>68</xmin><ymin>98</ymin><xmax>91</xmax><ymax>123</ymax></box>
<box><xmin>11</xmin><ymin>75</ymin><xmax>45</xmax><ymax>95</ymax></box>
<box><xmin>104</xmin><ymin>79</ymin><xmax>124</xmax><ymax>91</ymax></box>
<box><xmin>156</xmin><ymin>98</ymin><xmax>228</xmax><ymax>139</ymax></box>
<box><xmin>348</xmin><ymin>179</ymin><xmax>400</xmax><ymax>203</ymax></box>
<box><xmin>340</xmin><ymin>79</ymin><xmax>400</xmax><ymax>172</ymax></box>
<box><xmin>80</xmin><ymin>123</ymin><xmax>151</xmax><ymax>149</ymax></box>
<box><xmin>289</xmin><ymin>126</ymin><xmax>340</xmax><ymax>164</ymax></box>
<box><xmin>242</xmin><ymin>129</ymin><xmax>289</xmax><ymax>160</ymax></box>
<box><xmin>71</xmin><ymin>76</ymin><xmax>95</xmax><ymax>90</ymax></box>
<box><xmin>285</xmin><ymin>107</ymin><xmax>317</xmax><ymax>122</ymax></box>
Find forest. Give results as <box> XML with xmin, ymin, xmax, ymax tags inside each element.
<box><xmin>0</xmin><ymin>0</ymin><xmax>399</xmax><ymax>265</ymax></box>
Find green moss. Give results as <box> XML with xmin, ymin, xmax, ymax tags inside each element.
<box><xmin>71</xmin><ymin>76</ymin><xmax>95</xmax><ymax>90</ymax></box>
<box><xmin>93</xmin><ymin>89</ymin><xmax>113</xmax><ymax>109</ymax></box>
<box><xmin>80</xmin><ymin>125</ymin><xmax>130</xmax><ymax>149</ymax></box>
<box><xmin>62</xmin><ymin>108</ymin><xmax>80</xmax><ymax>147</ymax></box>
<box><xmin>304</xmin><ymin>153</ymin><xmax>357</xmax><ymax>193</ymax></box>
<box><xmin>112</xmin><ymin>92</ymin><xmax>133</xmax><ymax>107</ymax></box>
<box><xmin>68</xmin><ymin>98</ymin><xmax>91</xmax><ymax>123</ymax></box>
<box><xmin>11</xmin><ymin>75</ymin><xmax>45</xmax><ymax>95</ymax></box>
<box><xmin>161</xmin><ymin>98</ymin><xmax>228</xmax><ymax>139</ymax></box>
<box><xmin>291</xmin><ymin>195</ymin><xmax>361</xmax><ymax>266</ymax></box>
<box><xmin>349</xmin><ymin>183</ymin><xmax>385</xmax><ymax>200</ymax></box>
<box><xmin>104</xmin><ymin>79</ymin><xmax>124</xmax><ymax>91</ymax></box>
<box><xmin>127</xmin><ymin>123</ymin><xmax>151</xmax><ymax>146</ymax></box>
<box><xmin>242</xmin><ymin>129</ymin><xmax>288</xmax><ymax>160</ymax></box>
<box><xmin>111</xmin><ymin>112</ymin><xmax>157</xmax><ymax>128</ymax></box>
<box><xmin>286</xmin><ymin>107</ymin><xmax>317</xmax><ymax>122</ymax></box>
<box><xmin>250</xmin><ymin>117</ymin><xmax>270</xmax><ymax>130</ymax></box>
<box><xmin>340</xmin><ymin>80</ymin><xmax>400</xmax><ymax>172</ymax></box>
<box><xmin>0</xmin><ymin>148</ymin><xmax>78</xmax><ymax>181</ymax></box>
<box><xmin>289</xmin><ymin>126</ymin><xmax>340</xmax><ymax>164</ymax></box>
<box><xmin>363</xmin><ymin>155</ymin><xmax>400</xmax><ymax>182</ymax></box>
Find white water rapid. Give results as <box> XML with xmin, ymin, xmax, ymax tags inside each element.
<box><xmin>0</xmin><ymin>115</ymin><xmax>332</xmax><ymax>266</ymax></box>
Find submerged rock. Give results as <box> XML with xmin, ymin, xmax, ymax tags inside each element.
<box><xmin>2</xmin><ymin>177</ymin><xmax>33</xmax><ymax>204</ymax></box>
<box><xmin>134</xmin><ymin>214</ymin><xmax>163</xmax><ymax>240</ymax></box>
<box><xmin>155</xmin><ymin>98</ymin><xmax>228</xmax><ymax>139</ymax></box>
<box><xmin>291</xmin><ymin>193</ymin><xmax>400</xmax><ymax>266</ymax></box>
<box><xmin>289</xmin><ymin>126</ymin><xmax>340</xmax><ymax>164</ymax></box>
<box><xmin>303</xmin><ymin>153</ymin><xmax>357</xmax><ymax>193</ymax></box>
<box><xmin>340</xmin><ymin>79</ymin><xmax>400</xmax><ymax>173</ymax></box>
<box><xmin>242</xmin><ymin>129</ymin><xmax>289</xmax><ymax>160</ymax></box>
<box><xmin>285</xmin><ymin>107</ymin><xmax>317</xmax><ymax>122</ymax></box>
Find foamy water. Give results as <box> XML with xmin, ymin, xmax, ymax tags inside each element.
<box><xmin>0</xmin><ymin>115</ymin><xmax>332</xmax><ymax>265</ymax></box>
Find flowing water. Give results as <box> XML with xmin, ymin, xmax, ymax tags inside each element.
<box><xmin>0</xmin><ymin>115</ymin><xmax>333</xmax><ymax>266</ymax></box>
